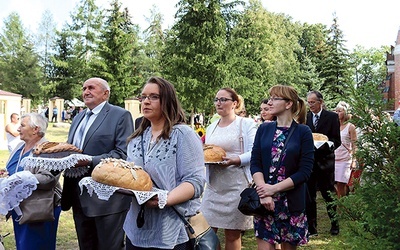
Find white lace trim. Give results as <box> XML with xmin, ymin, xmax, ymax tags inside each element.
<box><xmin>19</xmin><ymin>154</ymin><xmax>93</xmax><ymax>178</ymax></box>
<box><xmin>0</xmin><ymin>171</ymin><xmax>38</xmax><ymax>215</ymax></box>
<box><xmin>79</xmin><ymin>177</ymin><xmax>168</xmax><ymax>209</ymax></box>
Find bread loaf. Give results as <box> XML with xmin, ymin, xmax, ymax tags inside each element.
<box><xmin>312</xmin><ymin>133</ymin><xmax>329</xmax><ymax>142</ymax></box>
<box><xmin>91</xmin><ymin>158</ymin><xmax>152</xmax><ymax>191</ymax></box>
<box><xmin>33</xmin><ymin>142</ymin><xmax>82</xmax><ymax>158</ymax></box>
<box><xmin>203</xmin><ymin>144</ymin><xmax>226</xmax><ymax>162</ymax></box>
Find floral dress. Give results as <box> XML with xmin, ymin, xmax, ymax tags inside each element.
<box><xmin>254</xmin><ymin>127</ymin><xmax>308</xmax><ymax>246</ymax></box>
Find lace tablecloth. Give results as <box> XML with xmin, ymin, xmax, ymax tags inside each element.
<box><xmin>19</xmin><ymin>154</ymin><xmax>93</xmax><ymax>178</ymax></box>
<box><xmin>0</xmin><ymin>171</ymin><xmax>38</xmax><ymax>215</ymax></box>
<box><xmin>79</xmin><ymin>177</ymin><xmax>168</xmax><ymax>209</ymax></box>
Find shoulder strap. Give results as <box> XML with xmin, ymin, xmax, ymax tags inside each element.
<box><xmin>140</xmin><ymin>135</ymin><xmax>195</xmax><ymax>234</ymax></box>
<box><xmin>270</xmin><ymin>124</ymin><xmax>296</xmax><ymax>181</ymax></box>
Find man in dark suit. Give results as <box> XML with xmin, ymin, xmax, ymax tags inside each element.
<box><xmin>61</xmin><ymin>77</ymin><xmax>134</xmax><ymax>250</ymax></box>
<box><xmin>306</xmin><ymin>90</ymin><xmax>341</xmax><ymax>236</ymax></box>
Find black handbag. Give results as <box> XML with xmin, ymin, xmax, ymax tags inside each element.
<box><xmin>185</xmin><ymin>212</ymin><xmax>219</xmax><ymax>250</ymax></box>
<box><xmin>238</xmin><ymin>183</ymin><xmax>271</xmax><ymax>217</ymax></box>
<box><xmin>238</xmin><ymin>124</ymin><xmax>296</xmax><ymax>217</ymax></box>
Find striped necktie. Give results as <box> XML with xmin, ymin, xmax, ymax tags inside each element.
<box><xmin>74</xmin><ymin>111</ymin><xmax>93</xmax><ymax>148</ymax></box>
<box><xmin>314</xmin><ymin>114</ymin><xmax>319</xmax><ymax>128</ymax></box>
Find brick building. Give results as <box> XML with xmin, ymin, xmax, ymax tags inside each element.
<box><xmin>384</xmin><ymin>27</ymin><xmax>400</xmax><ymax>110</ymax></box>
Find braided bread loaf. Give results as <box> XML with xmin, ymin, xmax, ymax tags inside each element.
<box><xmin>33</xmin><ymin>142</ymin><xmax>82</xmax><ymax>158</ymax></box>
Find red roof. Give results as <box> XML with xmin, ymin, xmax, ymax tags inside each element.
<box><xmin>0</xmin><ymin>90</ymin><xmax>22</xmax><ymax>97</ymax></box>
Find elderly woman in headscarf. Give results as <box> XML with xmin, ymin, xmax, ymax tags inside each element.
<box><xmin>5</xmin><ymin>113</ymin><xmax>61</xmax><ymax>250</ymax></box>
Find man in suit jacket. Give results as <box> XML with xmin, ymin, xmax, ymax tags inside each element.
<box><xmin>61</xmin><ymin>77</ymin><xmax>134</xmax><ymax>250</ymax></box>
<box><xmin>306</xmin><ymin>90</ymin><xmax>341</xmax><ymax>236</ymax></box>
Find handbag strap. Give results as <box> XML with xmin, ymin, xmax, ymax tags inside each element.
<box><xmin>140</xmin><ymin>135</ymin><xmax>196</xmax><ymax>234</ymax></box>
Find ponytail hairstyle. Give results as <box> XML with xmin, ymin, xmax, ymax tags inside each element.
<box><xmin>269</xmin><ymin>85</ymin><xmax>307</xmax><ymax>124</ymax></box>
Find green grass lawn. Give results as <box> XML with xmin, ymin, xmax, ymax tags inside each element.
<box><xmin>1</xmin><ymin>123</ymin><xmax>348</xmax><ymax>249</ymax></box>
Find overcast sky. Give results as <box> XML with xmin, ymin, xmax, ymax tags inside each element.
<box><xmin>0</xmin><ymin>0</ymin><xmax>399</xmax><ymax>50</ymax></box>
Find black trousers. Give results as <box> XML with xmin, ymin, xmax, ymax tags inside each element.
<box><xmin>306</xmin><ymin>165</ymin><xmax>338</xmax><ymax>230</ymax></box>
<box><xmin>72</xmin><ymin>205</ymin><xmax>128</xmax><ymax>250</ymax></box>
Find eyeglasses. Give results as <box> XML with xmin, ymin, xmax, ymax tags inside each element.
<box><xmin>307</xmin><ymin>100</ymin><xmax>320</xmax><ymax>106</ymax></box>
<box><xmin>138</xmin><ymin>94</ymin><xmax>160</xmax><ymax>102</ymax></box>
<box><xmin>268</xmin><ymin>97</ymin><xmax>289</xmax><ymax>102</ymax></box>
<box><xmin>214</xmin><ymin>97</ymin><xmax>233</xmax><ymax>103</ymax></box>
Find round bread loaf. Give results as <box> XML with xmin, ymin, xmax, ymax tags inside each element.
<box><xmin>203</xmin><ymin>144</ymin><xmax>226</xmax><ymax>162</ymax></box>
<box><xmin>91</xmin><ymin>158</ymin><xmax>152</xmax><ymax>191</ymax></box>
<box><xmin>312</xmin><ymin>133</ymin><xmax>329</xmax><ymax>142</ymax></box>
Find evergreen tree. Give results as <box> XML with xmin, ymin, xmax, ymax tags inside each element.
<box><xmin>67</xmin><ymin>0</ymin><xmax>104</xmax><ymax>83</ymax></box>
<box><xmin>336</xmin><ymin>81</ymin><xmax>400</xmax><ymax>249</ymax></box>
<box><xmin>162</xmin><ymin>0</ymin><xmax>242</xmax><ymax>113</ymax></box>
<box><xmin>139</xmin><ymin>5</ymin><xmax>165</xmax><ymax>79</ymax></box>
<box><xmin>50</xmin><ymin>28</ymin><xmax>81</xmax><ymax>101</ymax></box>
<box><xmin>319</xmin><ymin>14</ymin><xmax>352</xmax><ymax>106</ymax></box>
<box><xmin>0</xmin><ymin>12</ymin><xmax>43</xmax><ymax>103</ymax></box>
<box><xmin>93</xmin><ymin>0</ymin><xmax>141</xmax><ymax>106</ymax></box>
<box><xmin>35</xmin><ymin>10</ymin><xmax>57</xmax><ymax>95</ymax></box>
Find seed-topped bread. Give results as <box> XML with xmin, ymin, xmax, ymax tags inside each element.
<box><xmin>91</xmin><ymin>158</ymin><xmax>153</xmax><ymax>191</ymax></box>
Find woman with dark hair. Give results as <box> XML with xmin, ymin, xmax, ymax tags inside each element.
<box><xmin>251</xmin><ymin>85</ymin><xmax>314</xmax><ymax>249</ymax></box>
<box><xmin>260</xmin><ymin>98</ymin><xmax>276</xmax><ymax>123</ymax></box>
<box><xmin>123</xmin><ymin>77</ymin><xmax>205</xmax><ymax>249</ymax></box>
<box><xmin>201</xmin><ymin>87</ymin><xmax>257</xmax><ymax>250</ymax></box>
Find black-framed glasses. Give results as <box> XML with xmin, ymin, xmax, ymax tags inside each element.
<box><xmin>214</xmin><ymin>97</ymin><xmax>233</xmax><ymax>103</ymax></box>
<box><xmin>268</xmin><ymin>97</ymin><xmax>289</xmax><ymax>102</ymax></box>
<box><xmin>138</xmin><ymin>94</ymin><xmax>160</xmax><ymax>102</ymax></box>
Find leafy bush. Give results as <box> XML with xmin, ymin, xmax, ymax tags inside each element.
<box><xmin>336</xmin><ymin>83</ymin><xmax>400</xmax><ymax>250</ymax></box>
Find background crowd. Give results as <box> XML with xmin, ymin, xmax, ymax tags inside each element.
<box><xmin>2</xmin><ymin>76</ymin><xmax>381</xmax><ymax>250</ymax></box>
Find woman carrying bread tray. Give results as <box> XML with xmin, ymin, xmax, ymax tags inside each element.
<box><xmin>123</xmin><ymin>76</ymin><xmax>206</xmax><ymax>249</ymax></box>
<box><xmin>250</xmin><ymin>85</ymin><xmax>314</xmax><ymax>250</ymax></box>
<box><xmin>4</xmin><ymin>113</ymin><xmax>62</xmax><ymax>250</ymax></box>
<box><xmin>201</xmin><ymin>87</ymin><xmax>257</xmax><ymax>250</ymax></box>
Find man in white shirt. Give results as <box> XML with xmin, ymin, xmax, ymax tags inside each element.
<box><xmin>5</xmin><ymin>113</ymin><xmax>22</xmax><ymax>153</ymax></box>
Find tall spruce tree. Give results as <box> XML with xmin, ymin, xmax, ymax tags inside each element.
<box><xmin>35</xmin><ymin>10</ymin><xmax>57</xmax><ymax>96</ymax></box>
<box><xmin>139</xmin><ymin>5</ymin><xmax>165</xmax><ymax>79</ymax></box>
<box><xmin>67</xmin><ymin>0</ymin><xmax>104</xmax><ymax>83</ymax></box>
<box><xmin>93</xmin><ymin>0</ymin><xmax>141</xmax><ymax>106</ymax></box>
<box><xmin>319</xmin><ymin>14</ymin><xmax>352</xmax><ymax>106</ymax></box>
<box><xmin>50</xmin><ymin>28</ymin><xmax>81</xmax><ymax>101</ymax></box>
<box><xmin>0</xmin><ymin>12</ymin><xmax>43</xmax><ymax>103</ymax></box>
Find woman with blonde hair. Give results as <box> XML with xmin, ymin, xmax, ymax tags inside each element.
<box><xmin>334</xmin><ymin>101</ymin><xmax>357</xmax><ymax>198</ymax></box>
<box><xmin>251</xmin><ymin>85</ymin><xmax>314</xmax><ymax>249</ymax></box>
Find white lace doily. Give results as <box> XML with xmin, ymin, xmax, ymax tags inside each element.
<box><xmin>79</xmin><ymin>177</ymin><xmax>168</xmax><ymax>209</ymax></box>
<box><xmin>19</xmin><ymin>154</ymin><xmax>93</xmax><ymax>178</ymax></box>
<box><xmin>314</xmin><ymin>141</ymin><xmax>334</xmax><ymax>149</ymax></box>
<box><xmin>0</xmin><ymin>171</ymin><xmax>38</xmax><ymax>215</ymax></box>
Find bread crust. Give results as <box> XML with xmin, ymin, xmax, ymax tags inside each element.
<box><xmin>33</xmin><ymin>142</ymin><xmax>82</xmax><ymax>155</ymax></box>
<box><xmin>91</xmin><ymin>158</ymin><xmax>153</xmax><ymax>191</ymax></box>
<box><xmin>203</xmin><ymin>144</ymin><xmax>226</xmax><ymax>162</ymax></box>
<box><xmin>312</xmin><ymin>133</ymin><xmax>329</xmax><ymax>142</ymax></box>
